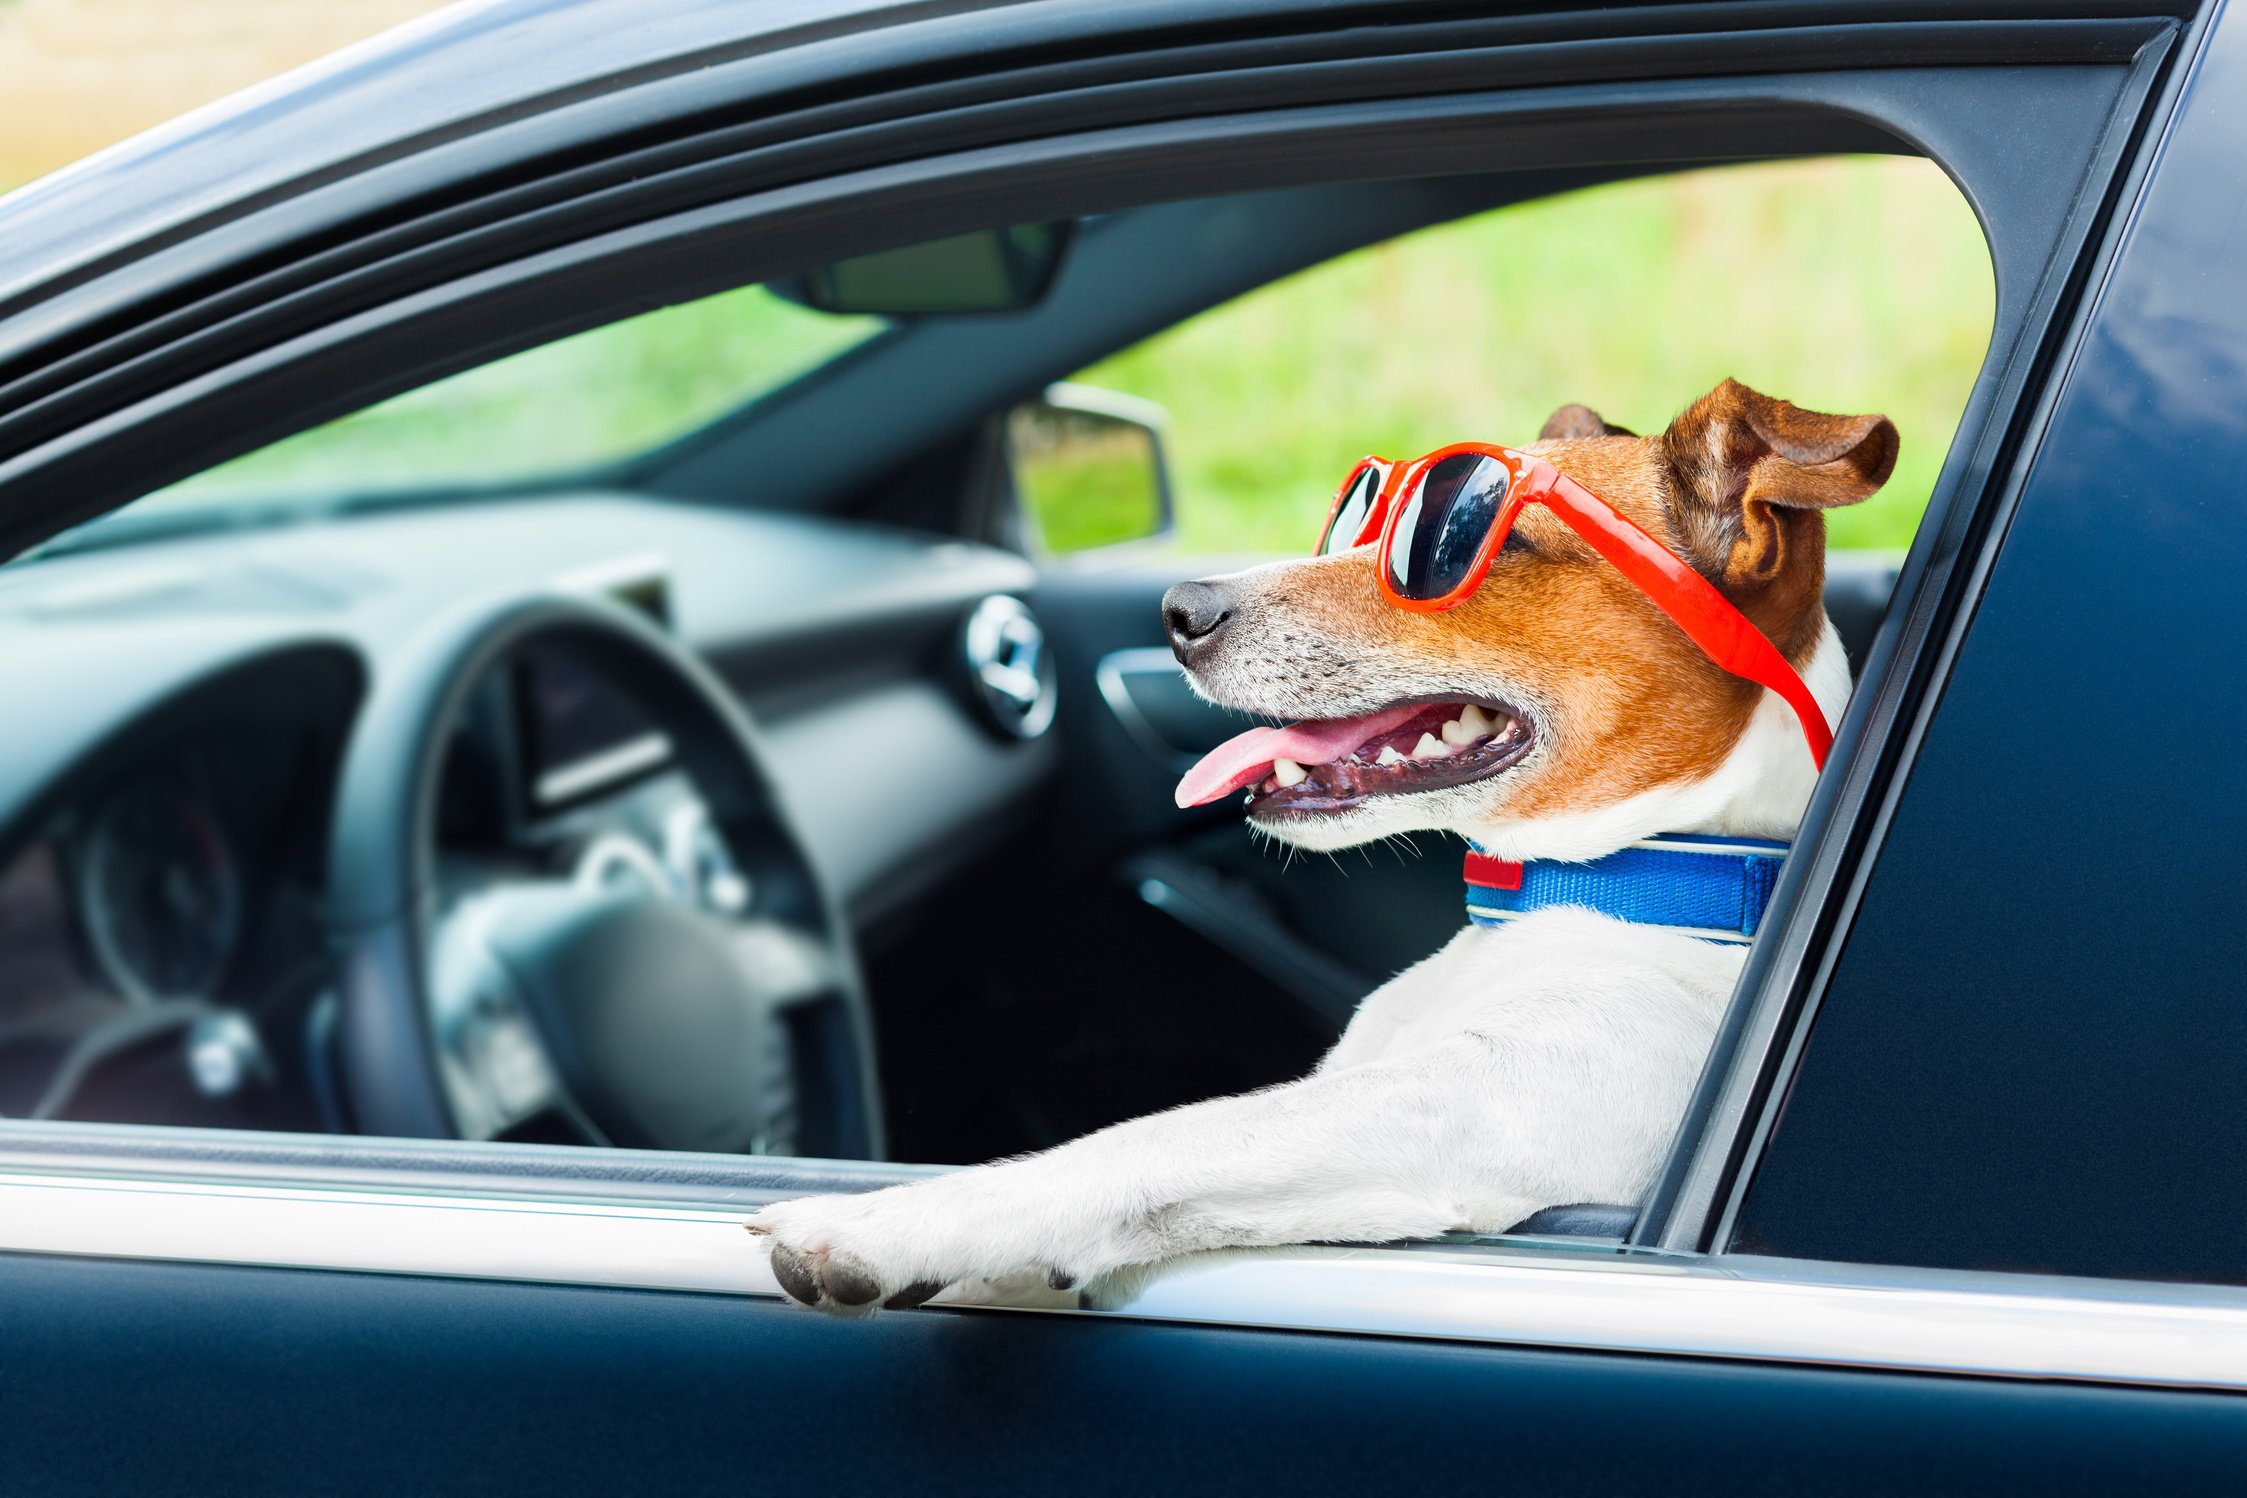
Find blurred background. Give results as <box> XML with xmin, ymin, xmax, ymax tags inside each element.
<box><xmin>0</xmin><ymin>0</ymin><xmax>1993</xmax><ymax>554</ymax></box>
<box><xmin>0</xmin><ymin>0</ymin><xmax>442</xmax><ymax>185</ymax></box>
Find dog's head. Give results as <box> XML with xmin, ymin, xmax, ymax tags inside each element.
<box><xmin>1165</xmin><ymin>379</ymin><xmax>1897</xmax><ymax>858</ymax></box>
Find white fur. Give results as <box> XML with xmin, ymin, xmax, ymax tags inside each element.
<box><xmin>1471</xmin><ymin>616</ymin><xmax>1847</xmax><ymax>861</ymax></box>
<box><xmin>745</xmin><ymin>627</ymin><xmax>1849</xmax><ymax>1312</ymax></box>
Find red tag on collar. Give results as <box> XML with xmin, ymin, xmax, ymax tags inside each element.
<box><xmin>1463</xmin><ymin>850</ymin><xmax>1523</xmax><ymax>890</ymax></box>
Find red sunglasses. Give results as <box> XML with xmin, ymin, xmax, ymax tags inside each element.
<box><xmin>1315</xmin><ymin>443</ymin><xmax>1833</xmax><ymax>768</ymax></box>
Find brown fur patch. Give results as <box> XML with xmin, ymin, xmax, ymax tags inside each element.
<box><xmin>1659</xmin><ymin>378</ymin><xmax>1898</xmax><ymax>660</ymax></box>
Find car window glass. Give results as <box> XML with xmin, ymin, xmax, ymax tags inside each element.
<box><xmin>128</xmin><ymin>285</ymin><xmax>885</xmax><ymax>518</ymax></box>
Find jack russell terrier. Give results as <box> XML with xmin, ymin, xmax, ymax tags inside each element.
<box><xmin>747</xmin><ymin>377</ymin><xmax>1897</xmax><ymax>1312</ymax></box>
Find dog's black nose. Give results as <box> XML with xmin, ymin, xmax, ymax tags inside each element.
<box><xmin>1163</xmin><ymin>579</ymin><xmax>1237</xmax><ymax>663</ymax></box>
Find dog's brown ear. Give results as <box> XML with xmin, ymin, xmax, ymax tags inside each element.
<box><xmin>1538</xmin><ymin>403</ymin><xmax>1637</xmax><ymax>441</ymax></box>
<box><xmin>1659</xmin><ymin>378</ymin><xmax>1897</xmax><ymax>599</ymax></box>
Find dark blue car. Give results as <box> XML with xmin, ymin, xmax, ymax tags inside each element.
<box><xmin>1</xmin><ymin>0</ymin><xmax>2244</xmax><ymax>1491</ymax></box>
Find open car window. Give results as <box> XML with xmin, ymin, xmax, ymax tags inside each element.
<box><xmin>47</xmin><ymin>160</ymin><xmax>1993</xmax><ymax>567</ymax></box>
<box><xmin>1051</xmin><ymin>156</ymin><xmax>1989</xmax><ymax>558</ymax></box>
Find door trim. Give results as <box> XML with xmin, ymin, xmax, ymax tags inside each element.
<box><xmin>8</xmin><ymin>1163</ymin><xmax>2245</xmax><ymax>1392</ymax></box>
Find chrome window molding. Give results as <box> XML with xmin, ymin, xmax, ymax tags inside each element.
<box><xmin>6</xmin><ymin>1165</ymin><xmax>2246</xmax><ymax>1393</ymax></box>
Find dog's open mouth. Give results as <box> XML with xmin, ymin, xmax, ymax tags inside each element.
<box><xmin>1175</xmin><ymin>698</ymin><xmax>1532</xmax><ymax>814</ymax></box>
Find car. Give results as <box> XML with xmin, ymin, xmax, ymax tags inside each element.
<box><xmin>3</xmin><ymin>0</ymin><xmax>2246</xmax><ymax>1490</ymax></box>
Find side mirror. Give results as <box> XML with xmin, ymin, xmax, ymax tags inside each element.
<box><xmin>1007</xmin><ymin>383</ymin><xmax>1176</xmax><ymax>556</ymax></box>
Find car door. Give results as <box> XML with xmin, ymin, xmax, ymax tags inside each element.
<box><xmin>3</xmin><ymin>1</ymin><xmax>2241</xmax><ymax>1493</ymax></box>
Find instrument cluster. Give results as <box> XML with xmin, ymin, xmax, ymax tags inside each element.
<box><xmin>75</xmin><ymin>779</ymin><xmax>245</xmax><ymax>1004</ymax></box>
<box><xmin>0</xmin><ymin>770</ymin><xmax>250</xmax><ymax>1029</ymax></box>
<box><xmin>0</xmin><ymin>718</ymin><xmax>340</xmax><ymax>1123</ymax></box>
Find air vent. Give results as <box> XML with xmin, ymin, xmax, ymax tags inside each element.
<box><xmin>961</xmin><ymin>595</ymin><xmax>1057</xmax><ymax>739</ymax></box>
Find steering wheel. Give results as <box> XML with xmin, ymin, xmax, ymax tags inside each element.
<box><xmin>326</xmin><ymin>594</ymin><xmax>882</xmax><ymax>1158</ymax></box>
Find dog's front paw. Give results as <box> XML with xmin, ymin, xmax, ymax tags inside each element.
<box><xmin>745</xmin><ymin>1179</ymin><xmax>1090</xmax><ymax>1316</ymax></box>
<box><xmin>744</xmin><ymin>1194</ymin><xmax>943</xmax><ymax>1315</ymax></box>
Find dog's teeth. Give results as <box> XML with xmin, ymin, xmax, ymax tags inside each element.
<box><xmin>1457</xmin><ymin>704</ymin><xmax>1495</xmax><ymax>738</ymax></box>
<box><xmin>1376</xmin><ymin>745</ymin><xmax>1406</xmax><ymax>766</ymax></box>
<box><xmin>1439</xmin><ymin>716</ymin><xmax>1475</xmax><ymax>747</ymax></box>
<box><xmin>1272</xmin><ymin>757</ymin><xmax>1308</xmax><ymax>788</ymax></box>
<box><xmin>1411</xmin><ymin>732</ymin><xmax>1449</xmax><ymax>760</ymax></box>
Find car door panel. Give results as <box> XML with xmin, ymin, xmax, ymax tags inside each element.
<box><xmin>12</xmin><ymin>1252</ymin><xmax>2247</xmax><ymax>1496</ymax></box>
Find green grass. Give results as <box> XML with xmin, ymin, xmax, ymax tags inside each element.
<box><xmin>1072</xmin><ymin>156</ymin><xmax>1993</xmax><ymax>554</ymax></box>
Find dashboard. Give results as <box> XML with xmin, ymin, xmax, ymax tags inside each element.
<box><xmin>0</xmin><ymin>493</ymin><xmax>1054</xmax><ymax>1132</ymax></box>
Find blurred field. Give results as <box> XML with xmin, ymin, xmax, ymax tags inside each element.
<box><xmin>0</xmin><ymin>0</ymin><xmax>448</xmax><ymax>187</ymax></box>
<box><xmin>1078</xmin><ymin>156</ymin><xmax>1993</xmax><ymax>554</ymax></box>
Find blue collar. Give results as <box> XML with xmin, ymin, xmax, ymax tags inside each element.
<box><xmin>1464</xmin><ymin>833</ymin><xmax>1789</xmax><ymax>944</ymax></box>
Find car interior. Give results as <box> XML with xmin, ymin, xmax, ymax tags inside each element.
<box><xmin>0</xmin><ymin>156</ymin><xmax>1979</xmax><ymax>1208</ymax></box>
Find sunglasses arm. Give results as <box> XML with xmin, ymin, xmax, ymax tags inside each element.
<box><xmin>1539</xmin><ymin>478</ymin><xmax>1835</xmax><ymax>769</ymax></box>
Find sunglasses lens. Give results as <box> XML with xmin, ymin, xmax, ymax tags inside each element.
<box><xmin>1319</xmin><ymin>463</ymin><xmax>1384</xmax><ymax>554</ymax></box>
<box><xmin>1388</xmin><ymin>453</ymin><xmax>1510</xmax><ymax>600</ymax></box>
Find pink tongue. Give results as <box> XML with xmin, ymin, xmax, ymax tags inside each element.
<box><xmin>1174</xmin><ymin>703</ymin><xmax>1432</xmax><ymax>808</ymax></box>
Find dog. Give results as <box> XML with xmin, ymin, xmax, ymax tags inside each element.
<box><xmin>746</xmin><ymin>377</ymin><xmax>1896</xmax><ymax>1313</ymax></box>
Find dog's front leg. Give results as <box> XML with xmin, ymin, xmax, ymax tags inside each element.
<box><xmin>745</xmin><ymin>1035</ymin><xmax>1547</xmax><ymax>1314</ymax></box>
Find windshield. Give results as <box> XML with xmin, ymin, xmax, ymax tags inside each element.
<box><xmin>103</xmin><ymin>284</ymin><xmax>885</xmax><ymax>529</ymax></box>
